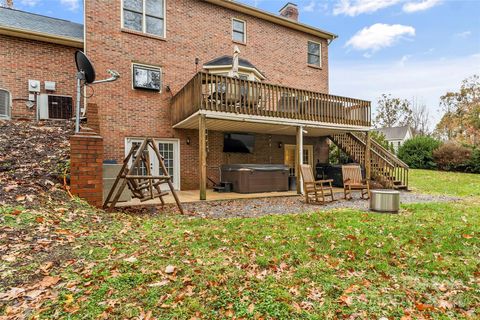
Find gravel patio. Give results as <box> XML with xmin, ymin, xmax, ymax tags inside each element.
<box><xmin>122</xmin><ymin>191</ymin><xmax>460</xmax><ymax>219</ymax></box>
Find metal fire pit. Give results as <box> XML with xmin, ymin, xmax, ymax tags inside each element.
<box><xmin>370</xmin><ymin>189</ymin><xmax>400</xmax><ymax>213</ymax></box>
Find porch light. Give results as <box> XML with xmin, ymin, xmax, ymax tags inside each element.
<box><xmin>278</xmin><ymin>142</ymin><xmax>283</xmax><ymax>148</ymax></box>
<box><xmin>186</xmin><ymin>137</ymin><xmax>191</xmax><ymax>145</ymax></box>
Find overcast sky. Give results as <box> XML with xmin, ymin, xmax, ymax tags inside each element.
<box><xmin>12</xmin><ymin>0</ymin><xmax>480</xmax><ymax>127</ymax></box>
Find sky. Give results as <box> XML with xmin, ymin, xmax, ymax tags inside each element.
<box><xmin>10</xmin><ymin>0</ymin><xmax>480</xmax><ymax>128</ymax></box>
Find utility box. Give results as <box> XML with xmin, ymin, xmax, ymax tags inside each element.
<box><xmin>28</xmin><ymin>80</ymin><xmax>41</xmax><ymax>92</ymax></box>
<box><xmin>45</xmin><ymin>81</ymin><xmax>56</xmax><ymax>91</ymax></box>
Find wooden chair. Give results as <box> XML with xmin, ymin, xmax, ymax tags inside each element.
<box><xmin>299</xmin><ymin>164</ymin><xmax>335</xmax><ymax>204</ymax></box>
<box><xmin>342</xmin><ymin>164</ymin><xmax>370</xmax><ymax>200</ymax></box>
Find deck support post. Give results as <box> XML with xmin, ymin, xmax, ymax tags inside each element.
<box><xmin>365</xmin><ymin>130</ymin><xmax>371</xmax><ymax>181</ymax></box>
<box><xmin>296</xmin><ymin>126</ymin><xmax>304</xmax><ymax>195</ymax></box>
<box><xmin>199</xmin><ymin>114</ymin><xmax>207</xmax><ymax>200</ymax></box>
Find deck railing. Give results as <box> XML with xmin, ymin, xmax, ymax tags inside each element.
<box><xmin>172</xmin><ymin>72</ymin><xmax>371</xmax><ymax>127</ymax></box>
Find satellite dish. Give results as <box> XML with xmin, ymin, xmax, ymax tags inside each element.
<box><xmin>75</xmin><ymin>51</ymin><xmax>96</xmax><ymax>84</ymax></box>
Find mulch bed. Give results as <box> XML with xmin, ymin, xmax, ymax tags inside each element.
<box><xmin>0</xmin><ymin>119</ymin><xmax>74</xmax><ymax>207</ymax></box>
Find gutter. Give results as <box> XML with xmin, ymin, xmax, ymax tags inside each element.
<box><xmin>0</xmin><ymin>25</ymin><xmax>83</xmax><ymax>48</ymax></box>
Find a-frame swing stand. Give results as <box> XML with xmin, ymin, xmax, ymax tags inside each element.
<box><xmin>103</xmin><ymin>138</ymin><xmax>184</xmax><ymax>214</ymax></box>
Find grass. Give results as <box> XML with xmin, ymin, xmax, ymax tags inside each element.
<box><xmin>1</xmin><ymin>170</ymin><xmax>479</xmax><ymax>319</ymax></box>
<box><xmin>409</xmin><ymin>169</ymin><xmax>480</xmax><ymax>197</ymax></box>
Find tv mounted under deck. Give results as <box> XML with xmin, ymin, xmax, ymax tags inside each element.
<box><xmin>221</xmin><ymin>164</ymin><xmax>289</xmax><ymax>194</ymax></box>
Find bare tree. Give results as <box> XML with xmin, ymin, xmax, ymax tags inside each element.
<box><xmin>410</xmin><ymin>97</ymin><xmax>430</xmax><ymax>136</ymax></box>
<box><xmin>374</xmin><ymin>94</ymin><xmax>413</xmax><ymax>128</ymax></box>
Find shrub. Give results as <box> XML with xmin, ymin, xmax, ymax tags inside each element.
<box><xmin>397</xmin><ymin>136</ymin><xmax>441</xmax><ymax>169</ymax></box>
<box><xmin>433</xmin><ymin>143</ymin><xmax>472</xmax><ymax>171</ymax></box>
<box><xmin>328</xmin><ymin>143</ymin><xmax>350</xmax><ymax>164</ymax></box>
<box><xmin>467</xmin><ymin>148</ymin><xmax>480</xmax><ymax>173</ymax></box>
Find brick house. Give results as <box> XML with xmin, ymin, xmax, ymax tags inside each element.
<box><xmin>0</xmin><ymin>1</ymin><xmax>408</xmax><ymax>205</ymax></box>
<box><xmin>0</xmin><ymin>6</ymin><xmax>83</xmax><ymax>120</ymax></box>
<box><xmin>84</xmin><ymin>0</ymin><xmax>409</xmax><ymax>200</ymax></box>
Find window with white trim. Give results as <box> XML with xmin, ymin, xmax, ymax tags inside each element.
<box><xmin>307</xmin><ymin>41</ymin><xmax>321</xmax><ymax>67</ymax></box>
<box><xmin>232</xmin><ymin>19</ymin><xmax>246</xmax><ymax>43</ymax></box>
<box><xmin>123</xmin><ymin>0</ymin><xmax>165</xmax><ymax>37</ymax></box>
<box><xmin>0</xmin><ymin>89</ymin><xmax>11</xmax><ymax>119</ymax></box>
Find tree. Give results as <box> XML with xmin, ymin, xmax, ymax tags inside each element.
<box><xmin>370</xmin><ymin>131</ymin><xmax>394</xmax><ymax>152</ymax></box>
<box><xmin>435</xmin><ymin>75</ymin><xmax>480</xmax><ymax>145</ymax></box>
<box><xmin>374</xmin><ymin>94</ymin><xmax>413</xmax><ymax>128</ymax></box>
<box><xmin>410</xmin><ymin>98</ymin><xmax>430</xmax><ymax>136</ymax></box>
<box><xmin>0</xmin><ymin>0</ymin><xmax>13</xmax><ymax>8</ymax></box>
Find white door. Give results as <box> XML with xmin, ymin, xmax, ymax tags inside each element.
<box><xmin>125</xmin><ymin>138</ymin><xmax>180</xmax><ymax>190</ymax></box>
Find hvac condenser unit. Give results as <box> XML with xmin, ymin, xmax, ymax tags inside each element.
<box><xmin>38</xmin><ymin>94</ymin><xmax>73</xmax><ymax>120</ymax></box>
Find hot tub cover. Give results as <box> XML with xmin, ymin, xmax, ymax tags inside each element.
<box><xmin>221</xmin><ymin>164</ymin><xmax>289</xmax><ymax>172</ymax></box>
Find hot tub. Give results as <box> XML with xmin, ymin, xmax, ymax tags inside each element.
<box><xmin>221</xmin><ymin>164</ymin><xmax>289</xmax><ymax>193</ymax></box>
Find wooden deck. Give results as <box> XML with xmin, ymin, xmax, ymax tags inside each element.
<box><xmin>115</xmin><ymin>188</ymin><xmax>345</xmax><ymax>207</ymax></box>
<box><xmin>172</xmin><ymin>72</ymin><xmax>371</xmax><ymax>128</ymax></box>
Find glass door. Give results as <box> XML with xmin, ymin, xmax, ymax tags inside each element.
<box><xmin>284</xmin><ymin>144</ymin><xmax>314</xmax><ymax>176</ymax></box>
<box><xmin>126</xmin><ymin>138</ymin><xmax>180</xmax><ymax>190</ymax></box>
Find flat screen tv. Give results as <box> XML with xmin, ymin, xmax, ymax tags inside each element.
<box><xmin>223</xmin><ymin>133</ymin><xmax>255</xmax><ymax>153</ymax></box>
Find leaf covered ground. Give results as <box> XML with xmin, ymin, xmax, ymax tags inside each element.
<box><xmin>0</xmin><ymin>120</ymin><xmax>479</xmax><ymax>319</ymax></box>
<box><xmin>1</xmin><ymin>198</ymin><xmax>479</xmax><ymax>319</ymax></box>
<box><xmin>0</xmin><ymin>120</ymin><xmax>73</xmax><ymax>206</ymax></box>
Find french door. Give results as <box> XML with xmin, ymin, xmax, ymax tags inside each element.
<box><xmin>284</xmin><ymin>144</ymin><xmax>314</xmax><ymax>176</ymax></box>
<box><xmin>125</xmin><ymin>138</ymin><xmax>180</xmax><ymax>190</ymax></box>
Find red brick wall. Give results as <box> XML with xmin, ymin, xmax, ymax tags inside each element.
<box><xmin>0</xmin><ymin>34</ymin><xmax>78</xmax><ymax>120</ymax></box>
<box><xmin>85</xmin><ymin>0</ymin><xmax>331</xmax><ymax>190</ymax></box>
<box><xmin>70</xmin><ymin>128</ymin><xmax>104</xmax><ymax>207</ymax></box>
<box><xmin>177</xmin><ymin>130</ymin><xmax>329</xmax><ymax>190</ymax></box>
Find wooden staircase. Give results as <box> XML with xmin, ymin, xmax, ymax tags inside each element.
<box><xmin>330</xmin><ymin>132</ymin><xmax>409</xmax><ymax>190</ymax></box>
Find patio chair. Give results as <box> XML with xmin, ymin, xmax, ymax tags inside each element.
<box><xmin>342</xmin><ymin>164</ymin><xmax>370</xmax><ymax>200</ymax></box>
<box><xmin>299</xmin><ymin>164</ymin><xmax>335</xmax><ymax>204</ymax></box>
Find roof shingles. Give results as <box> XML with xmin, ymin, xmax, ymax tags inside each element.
<box><xmin>0</xmin><ymin>7</ymin><xmax>83</xmax><ymax>40</ymax></box>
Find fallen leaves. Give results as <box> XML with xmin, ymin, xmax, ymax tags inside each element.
<box><xmin>38</xmin><ymin>276</ymin><xmax>61</xmax><ymax>288</ymax></box>
<box><xmin>165</xmin><ymin>265</ymin><xmax>176</xmax><ymax>274</ymax></box>
<box><xmin>123</xmin><ymin>256</ymin><xmax>138</xmax><ymax>263</ymax></box>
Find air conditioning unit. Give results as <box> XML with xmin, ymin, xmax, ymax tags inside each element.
<box><xmin>38</xmin><ymin>94</ymin><xmax>73</xmax><ymax>120</ymax></box>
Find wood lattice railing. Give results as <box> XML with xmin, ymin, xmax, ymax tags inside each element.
<box><xmin>330</xmin><ymin>132</ymin><xmax>409</xmax><ymax>189</ymax></box>
<box><xmin>172</xmin><ymin>72</ymin><xmax>371</xmax><ymax>127</ymax></box>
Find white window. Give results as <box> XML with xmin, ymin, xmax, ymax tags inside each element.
<box><xmin>123</xmin><ymin>0</ymin><xmax>165</xmax><ymax>37</ymax></box>
<box><xmin>125</xmin><ymin>138</ymin><xmax>180</xmax><ymax>190</ymax></box>
<box><xmin>307</xmin><ymin>41</ymin><xmax>321</xmax><ymax>67</ymax></box>
<box><xmin>0</xmin><ymin>89</ymin><xmax>11</xmax><ymax>119</ymax></box>
<box><xmin>232</xmin><ymin>18</ymin><xmax>246</xmax><ymax>43</ymax></box>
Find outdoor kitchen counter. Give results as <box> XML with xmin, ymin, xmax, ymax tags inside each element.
<box><xmin>221</xmin><ymin>164</ymin><xmax>290</xmax><ymax>194</ymax></box>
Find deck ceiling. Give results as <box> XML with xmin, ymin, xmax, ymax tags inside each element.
<box><xmin>174</xmin><ymin>111</ymin><xmax>369</xmax><ymax>137</ymax></box>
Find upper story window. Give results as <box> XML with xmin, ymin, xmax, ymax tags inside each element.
<box><xmin>123</xmin><ymin>0</ymin><xmax>165</xmax><ymax>37</ymax></box>
<box><xmin>307</xmin><ymin>41</ymin><xmax>321</xmax><ymax>67</ymax></box>
<box><xmin>232</xmin><ymin>19</ymin><xmax>246</xmax><ymax>43</ymax></box>
<box><xmin>0</xmin><ymin>89</ymin><xmax>11</xmax><ymax>119</ymax></box>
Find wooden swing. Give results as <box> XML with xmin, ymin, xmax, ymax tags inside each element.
<box><xmin>103</xmin><ymin>138</ymin><xmax>184</xmax><ymax>214</ymax></box>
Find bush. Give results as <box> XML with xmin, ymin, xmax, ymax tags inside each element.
<box><xmin>328</xmin><ymin>143</ymin><xmax>350</xmax><ymax>164</ymax></box>
<box><xmin>433</xmin><ymin>143</ymin><xmax>472</xmax><ymax>171</ymax></box>
<box><xmin>467</xmin><ymin>148</ymin><xmax>480</xmax><ymax>173</ymax></box>
<box><xmin>397</xmin><ymin>136</ymin><xmax>441</xmax><ymax>169</ymax></box>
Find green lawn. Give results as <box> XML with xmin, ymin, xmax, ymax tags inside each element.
<box><xmin>409</xmin><ymin>169</ymin><xmax>480</xmax><ymax>197</ymax></box>
<box><xmin>1</xmin><ymin>170</ymin><xmax>479</xmax><ymax>319</ymax></box>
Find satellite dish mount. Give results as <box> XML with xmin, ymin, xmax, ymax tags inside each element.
<box><xmin>74</xmin><ymin>51</ymin><xmax>119</xmax><ymax>133</ymax></box>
